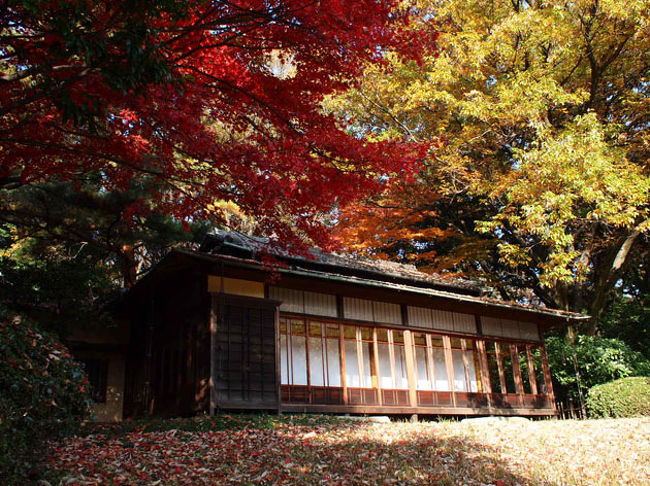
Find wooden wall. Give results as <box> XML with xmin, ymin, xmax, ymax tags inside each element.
<box><xmin>210</xmin><ymin>295</ymin><xmax>279</xmax><ymax>411</ymax></box>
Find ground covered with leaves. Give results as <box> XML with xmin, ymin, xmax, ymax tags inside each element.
<box><xmin>45</xmin><ymin>415</ymin><xmax>649</xmax><ymax>485</ymax></box>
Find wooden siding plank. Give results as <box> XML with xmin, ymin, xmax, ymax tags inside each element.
<box><xmin>453</xmin><ymin>313</ymin><xmax>477</xmax><ymax>334</ymax></box>
<box><xmin>373</xmin><ymin>301</ymin><xmax>402</xmax><ymax>325</ymax></box>
<box><xmin>269</xmin><ymin>287</ymin><xmax>304</xmax><ymax>314</ymax></box>
<box><xmin>303</xmin><ymin>291</ymin><xmax>337</xmax><ymax>318</ymax></box>
<box><xmin>343</xmin><ymin>297</ymin><xmax>374</xmax><ymax>322</ymax></box>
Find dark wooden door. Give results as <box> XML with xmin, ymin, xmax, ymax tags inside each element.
<box><xmin>211</xmin><ymin>295</ymin><xmax>279</xmax><ymax>410</ymax></box>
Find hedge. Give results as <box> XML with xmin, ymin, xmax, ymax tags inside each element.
<box><xmin>0</xmin><ymin>316</ymin><xmax>91</xmax><ymax>485</ymax></box>
<box><xmin>586</xmin><ymin>377</ymin><xmax>650</xmax><ymax>418</ymax></box>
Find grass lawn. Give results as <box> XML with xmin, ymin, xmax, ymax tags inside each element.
<box><xmin>45</xmin><ymin>415</ymin><xmax>650</xmax><ymax>485</ymax></box>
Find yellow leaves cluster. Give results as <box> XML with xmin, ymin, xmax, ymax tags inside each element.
<box><xmin>331</xmin><ymin>0</ymin><xmax>650</xmax><ymax>295</ymax></box>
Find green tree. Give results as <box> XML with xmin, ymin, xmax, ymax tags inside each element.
<box><xmin>0</xmin><ymin>177</ymin><xmax>208</xmax><ymax>335</ymax></box>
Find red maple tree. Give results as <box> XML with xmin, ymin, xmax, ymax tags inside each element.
<box><xmin>1</xmin><ymin>0</ymin><xmax>434</xmax><ymax>251</ymax></box>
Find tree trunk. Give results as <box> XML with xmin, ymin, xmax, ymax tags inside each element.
<box><xmin>120</xmin><ymin>244</ymin><xmax>137</xmax><ymax>288</ymax></box>
<box><xmin>588</xmin><ymin>228</ymin><xmax>642</xmax><ymax>331</ymax></box>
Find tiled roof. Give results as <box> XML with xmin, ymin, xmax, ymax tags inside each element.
<box><xmin>199</xmin><ymin>230</ymin><xmax>482</xmax><ymax>295</ymax></box>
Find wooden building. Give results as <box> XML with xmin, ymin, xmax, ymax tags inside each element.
<box><xmin>100</xmin><ymin>231</ymin><xmax>586</xmax><ymax>419</ymax></box>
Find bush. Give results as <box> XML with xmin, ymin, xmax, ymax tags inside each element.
<box><xmin>545</xmin><ymin>335</ymin><xmax>650</xmax><ymax>402</ymax></box>
<box><xmin>0</xmin><ymin>315</ymin><xmax>91</xmax><ymax>485</ymax></box>
<box><xmin>586</xmin><ymin>377</ymin><xmax>650</xmax><ymax>418</ymax></box>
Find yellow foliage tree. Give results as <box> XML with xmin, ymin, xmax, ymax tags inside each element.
<box><xmin>331</xmin><ymin>0</ymin><xmax>650</xmax><ymax>329</ymax></box>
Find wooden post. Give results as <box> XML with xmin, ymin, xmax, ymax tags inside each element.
<box><xmin>526</xmin><ymin>345</ymin><xmax>538</xmax><ymax>395</ymax></box>
<box><xmin>209</xmin><ymin>294</ymin><xmax>217</xmax><ymax>415</ymax></box>
<box><xmin>373</xmin><ymin>327</ymin><xmax>383</xmax><ymax>406</ymax></box>
<box><xmin>540</xmin><ymin>343</ymin><xmax>555</xmax><ymax>406</ymax></box>
<box><xmin>510</xmin><ymin>344</ymin><xmax>525</xmax><ymax>407</ymax></box>
<box><xmin>460</xmin><ymin>339</ymin><xmax>471</xmax><ymax>392</ymax></box>
<box><xmin>442</xmin><ymin>335</ymin><xmax>456</xmax><ymax>407</ymax></box>
<box><xmin>305</xmin><ymin>322</ymin><xmax>312</xmax><ymax>404</ymax></box>
<box><xmin>403</xmin><ymin>330</ymin><xmax>418</xmax><ymax>408</ymax></box>
<box><xmin>425</xmin><ymin>334</ymin><xmax>436</xmax><ymax>391</ymax></box>
<box><xmin>494</xmin><ymin>342</ymin><xmax>507</xmax><ymax>394</ymax></box>
<box><xmin>356</xmin><ymin>327</ymin><xmax>364</xmax><ymax>388</ymax></box>
<box><xmin>339</xmin><ymin>325</ymin><xmax>347</xmax><ymax>405</ymax></box>
<box><xmin>476</xmin><ymin>340</ymin><xmax>492</xmax><ymax>408</ymax></box>
<box><xmin>274</xmin><ymin>308</ymin><xmax>282</xmax><ymax>414</ymax></box>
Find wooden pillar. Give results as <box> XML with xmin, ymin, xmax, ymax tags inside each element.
<box><xmin>305</xmin><ymin>322</ymin><xmax>312</xmax><ymax>404</ymax></box>
<box><xmin>442</xmin><ymin>335</ymin><xmax>456</xmax><ymax>407</ymax></box>
<box><xmin>540</xmin><ymin>344</ymin><xmax>555</xmax><ymax>405</ymax></box>
<box><xmin>476</xmin><ymin>339</ymin><xmax>492</xmax><ymax>408</ymax></box>
<box><xmin>526</xmin><ymin>345</ymin><xmax>538</xmax><ymax>395</ymax></box>
<box><xmin>274</xmin><ymin>308</ymin><xmax>282</xmax><ymax>414</ymax></box>
<box><xmin>339</xmin><ymin>325</ymin><xmax>347</xmax><ymax>405</ymax></box>
<box><xmin>209</xmin><ymin>294</ymin><xmax>217</xmax><ymax>415</ymax></box>
<box><xmin>510</xmin><ymin>344</ymin><xmax>525</xmax><ymax>407</ymax></box>
<box><xmin>425</xmin><ymin>334</ymin><xmax>436</xmax><ymax>391</ymax></box>
<box><xmin>460</xmin><ymin>339</ymin><xmax>471</xmax><ymax>392</ymax></box>
<box><xmin>494</xmin><ymin>342</ymin><xmax>507</xmax><ymax>394</ymax></box>
<box><xmin>372</xmin><ymin>327</ymin><xmax>383</xmax><ymax>406</ymax></box>
<box><xmin>403</xmin><ymin>330</ymin><xmax>418</xmax><ymax>408</ymax></box>
<box><xmin>355</xmin><ymin>327</ymin><xmax>364</xmax><ymax>388</ymax></box>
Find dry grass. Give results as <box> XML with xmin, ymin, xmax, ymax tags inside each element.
<box><xmin>45</xmin><ymin>416</ymin><xmax>650</xmax><ymax>485</ymax></box>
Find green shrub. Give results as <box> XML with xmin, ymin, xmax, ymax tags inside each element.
<box><xmin>0</xmin><ymin>315</ymin><xmax>91</xmax><ymax>485</ymax></box>
<box><xmin>586</xmin><ymin>377</ymin><xmax>650</xmax><ymax>418</ymax></box>
<box><xmin>546</xmin><ymin>335</ymin><xmax>650</xmax><ymax>402</ymax></box>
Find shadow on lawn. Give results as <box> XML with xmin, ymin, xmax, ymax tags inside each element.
<box><xmin>48</xmin><ymin>415</ymin><xmax>556</xmax><ymax>485</ymax></box>
<box><xmin>280</xmin><ymin>422</ymin><xmax>552</xmax><ymax>486</ymax></box>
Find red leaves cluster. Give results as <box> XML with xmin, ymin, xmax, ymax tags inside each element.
<box><xmin>1</xmin><ymin>1</ymin><xmax>435</xmax><ymax>248</ymax></box>
<box><xmin>45</xmin><ymin>416</ymin><xmax>650</xmax><ymax>485</ymax></box>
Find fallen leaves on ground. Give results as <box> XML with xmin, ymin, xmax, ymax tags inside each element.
<box><xmin>45</xmin><ymin>416</ymin><xmax>650</xmax><ymax>485</ymax></box>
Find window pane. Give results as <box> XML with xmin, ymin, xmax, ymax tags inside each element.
<box><xmin>345</xmin><ymin>340</ymin><xmax>360</xmax><ymax>387</ymax></box>
<box><xmin>376</xmin><ymin>328</ymin><xmax>389</xmax><ymax>343</ymax></box>
<box><xmin>360</xmin><ymin>327</ymin><xmax>372</xmax><ymax>341</ymax></box>
<box><xmin>431</xmin><ymin>336</ymin><xmax>443</xmax><ymax>348</ymax></box>
<box><xmin>413</xmin><ymin>332</ymin><xmax>426</xmax><ymax>346</ymax></box>
<box><xmin>394</xmin><ymin>345</ymin><xmax>409</xmax><ymax>389</ymax></box>
<box><xmin>309</xmin><ymin>337</ymin><xmax>325</xmax><ymax>386</ymax></box>
<box><xmin>280</xmin><ymin>334</ymin><xmax>289</xmax><ymax>384</ymax></box>
<box><xmin>378</xmin><ymin>343</ymin><xmax>393</xmax><ymax>388</ymax></box>
<box><xmin>291</xmin><ymin>320</ymin><xmax>306</xmax><ymax>335</ymax></box>
<box><xmin>309</xmin><ymin>322</ymin><xmax>323</xmax><ymax>337</ymax></box>
<box><xmin>433</xmin><ymin>348</ymin><xmax>450</xmax><ymax>390</ymax></box>
<box><xmin>393</xmin><ymin>330</ymin><xmax>404</xmax><ymax>344</ymax></box>
<box><xmin>453</xmin><ymin>350</ymin><xmax>467</xmax><ymax>392</ymax></box>
<box><xmin>487</xmin><ymin>343</ymin><xmax>502</xmax><ymax>393</ymax></box>
<box><xmin>502</xmin><ymin>349</ymin><xmax>516</xmax><ymax>393</ymax></box>
<box><xmin>326</xmin><ymin>338</ymin><xmax>341</xmax><ymax>386</ymax></box>
<box><xmin>361</xmin><ymin>341</ymin><xmax>372</xmax><ymax>387</ymax></box>
<box><xmin>291</xmin><ymin>334</ymin><xmax>308</xmax><ymax>385</ymax></box>
<box><xmin>466</xmin><ymin>350</ymin><xmax>480</xmax><ymax>392</ymax></box>
<box><xmin>326</xmin><ymin>324</ymin><xmax>339</xmax><ymax>338</ymax></box>
<box><xmin>531</xmin><ymin>347</ymin><xmax>546</xmax><ymax>393</ymax></box>
<box><xmin>344</xmin><ymin>325</ymin><xmax>356</xmax><ymax>340</ymax></box>
<box><xmin>415</xmin><ymin>347</ymin><xmax>432</xmax><ymax>390</ymax></box>
<box><xmin>519</xmin><ymin>348</ymin><xmax>532</xmax><ymax>394</ymax></box>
